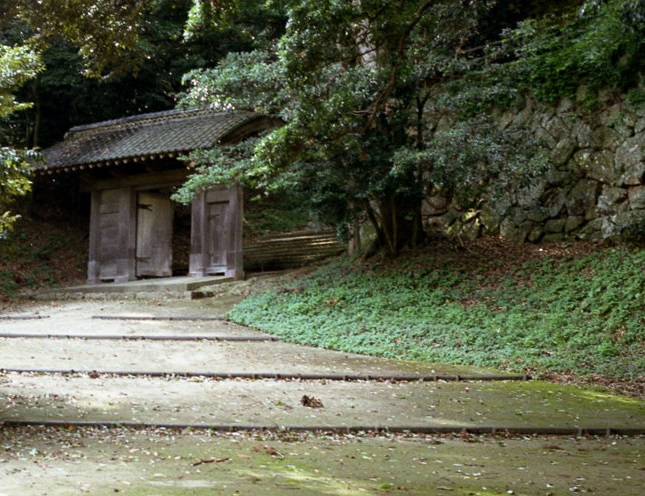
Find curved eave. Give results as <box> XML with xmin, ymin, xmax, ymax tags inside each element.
<box><xmin>37</xmin><ymin>151</ymin><xmax>184</xmax><ymax>175</ymax></box>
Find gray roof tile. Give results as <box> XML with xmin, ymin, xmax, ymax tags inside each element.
<box><xmin>41</xmin><ymin>108</ymin><xmax>260</xmax><ymax>172</ymax></box>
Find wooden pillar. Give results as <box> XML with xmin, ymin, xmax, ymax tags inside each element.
<box><xmin>189</xmin><ymin>190</ymin><xmax>206</xmax><ymax>277</ymax></box>
<box><xmin>87</xmin><ymin>190</ymin><xmax>102</xmax><ymax>285</ymax></box>
<box><xmin>227</xmin><ymin>184</ymin><xmax>244</xmax><ymax>279</ymax></box>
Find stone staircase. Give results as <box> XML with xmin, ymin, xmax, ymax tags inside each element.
<box><xmin>243</xmin><ymin>229</ymin><xmax>345</xmax><ymax>272</ymax></box>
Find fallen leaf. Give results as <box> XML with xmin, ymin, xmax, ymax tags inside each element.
<box><xmin>253</xmin><ymin>445</ymin><xmax>284</xmax><ymax>458</ymax></box>
<box><xmin>301</xmin><ymin>395</ymin><xmax>324</xmax><ymax>408</ymax></box>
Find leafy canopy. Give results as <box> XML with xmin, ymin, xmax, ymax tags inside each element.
<box><xmin>497</xmin><ymin>0</ymin><xmax>645</xmax><ymax>104</ymax></box>
<box><xmin>0</xmin><ymin>43</ymin><xmax>42</xmax><ymax>233</ymax></box>
<box><xmin>0</xmin><ymin>0</ymin><xmax>146</xmax><ymax>233</ymax></box>
<box><xmin>176</xmin><ymin>0</ymin><xmax>553</xmax><ymax>255</ymax></box>
<box><xmin>4</xmin><ymin>0</ymin><xmax>146</xmax><ymax>78</ymax></box>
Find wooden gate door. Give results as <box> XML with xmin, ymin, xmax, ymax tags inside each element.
<box><xmin>205</xmin><ymin>199</ymin><xmax>230</xmax><ymax>274</ymax></box>
<box><xmin>87</xmin><ymin>187</ymin><xmax>137</xmax><ymax>284</ymax></box>
<box><xmin>189</xmin><ymin>185</ymin><xmax>243</xmax><ymax>278</ymax></box>
<box><xmin>136</xmin><ymin>191</ymin><xmax>173</xmax><ymax>277</ymax></box>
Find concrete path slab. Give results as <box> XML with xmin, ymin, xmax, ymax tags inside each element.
<box><xmin>0</xmin><ymin>337</ymin><xmax>497</xmax><ymax>377</ymax></box>
<box><xmin>0</xmin><ymin>299</ymin><xmax>240</xmax><ymax>337</ymax></box>
<box><xmin>1</xmin><ymin>299</ymin><xmax>644</xmax><ymax>436</ymax></box>
<box><xmin>2</xmin><ymin>373</ymin><xmax>644</xmax><ymax>431</ymax></box>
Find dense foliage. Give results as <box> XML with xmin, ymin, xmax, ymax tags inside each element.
<box><xmin>229</xmin><ymin>244</ymin><xmax>645</xmax><ymax>381</ymax></box>
<box><xmin>1</xmin><ymin>0</ymin><xmax>145</xmax><ymax>79</ymax></box>
<box><xmin>2</xmin><ymin>0</ymin><xmax>644</xmax><ymax>245</ymax></box>
<box><xmin>1</xmin><ymin>0</ymin><xmax>144</xmax><ymax>232</ymax></box>
<box><xmin>0</xmin><ymin>44</ymin><xmax>42</xmax><ymax>233</ymax></box>
<box><xmin>176</xmin><ymin>0</ymin><xmax>645</xmax><ymax>256</ymax></box>
<box><xmin>4</xmin><ymin>0</ymin><xmax>286</xmax><ymax>149</ymax></box>
<box><xmin>496</xmin><ymin>0</ymin><xmax>645</xmax><ymax>104</ymax></box>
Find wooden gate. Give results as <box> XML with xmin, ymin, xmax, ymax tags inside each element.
<box><xmin>189</xmin><ymin>185</ymin><xmax>243</xmax><ymax>279</ymax></box>
<box><xmin>88</xmin><ymin>187</ymin><xmax>175</xmax><ymax>284</ymax></box>
<box><xmin>136</xmin><ymin>192</ymin><xmax>173</xmax><ymax>277</ymax></box>
<box><xmin>86</xmin><ymin>178</ymin><xmax>243</xmax><ymax>284</ymax></box>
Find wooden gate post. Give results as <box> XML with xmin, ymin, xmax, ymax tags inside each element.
<box><xmin>189</xmin><ymin>190</ymin><xmax>206</xmax><ymax>277</ymax></box>
<box><xmin>87</xmin><ymin>189</ymin><xmax>102</xmax><ymax>285</ymax></box>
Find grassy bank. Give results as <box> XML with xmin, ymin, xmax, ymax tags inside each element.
<box><xmin>229</xmin><ymin>239</ymin><xmax>644</xmax><ymax>385</ymax></box>
<box><xmin>0</xmin><ymin>214</ymin><xmax>87</xmax><ymax>303</ymax></box>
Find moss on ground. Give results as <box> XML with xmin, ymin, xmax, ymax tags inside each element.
<box><xmin>0</xmin><ymin>427</ymin><xmax>643</xmax><ymax>496</ymax></box>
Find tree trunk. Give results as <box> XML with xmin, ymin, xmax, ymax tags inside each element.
<box><xmin>366</xmin><ymin>192</ymin><xmax>424</xmax><ymax>258</ymax></box>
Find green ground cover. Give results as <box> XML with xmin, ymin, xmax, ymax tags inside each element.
<box><xmin>229</xmin><ymin>240</ymin><xmax>644</xmax><ymax>382</ymax></box>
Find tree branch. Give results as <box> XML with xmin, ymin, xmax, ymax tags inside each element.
<box><xmin>363</xmin><ymin>0</ymin><xmax>435</xmax><ymax>132</ymax></box>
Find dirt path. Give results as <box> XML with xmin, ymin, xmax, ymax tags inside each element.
<box><xmin>1</xmin><ymin>294</ymin><xmax>644</xmax><ymax>495</ymax></box>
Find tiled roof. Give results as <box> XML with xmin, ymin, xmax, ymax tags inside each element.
<box><xmin>40</xmin><ymin>108</ymin><xmax>264</xmax><ymax>173</ymax></box>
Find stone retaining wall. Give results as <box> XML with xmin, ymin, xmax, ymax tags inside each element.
<box><xmin>423</xmin><ymin>95</ymin><xmax>645</xmax><ymax>243</ymax></box>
